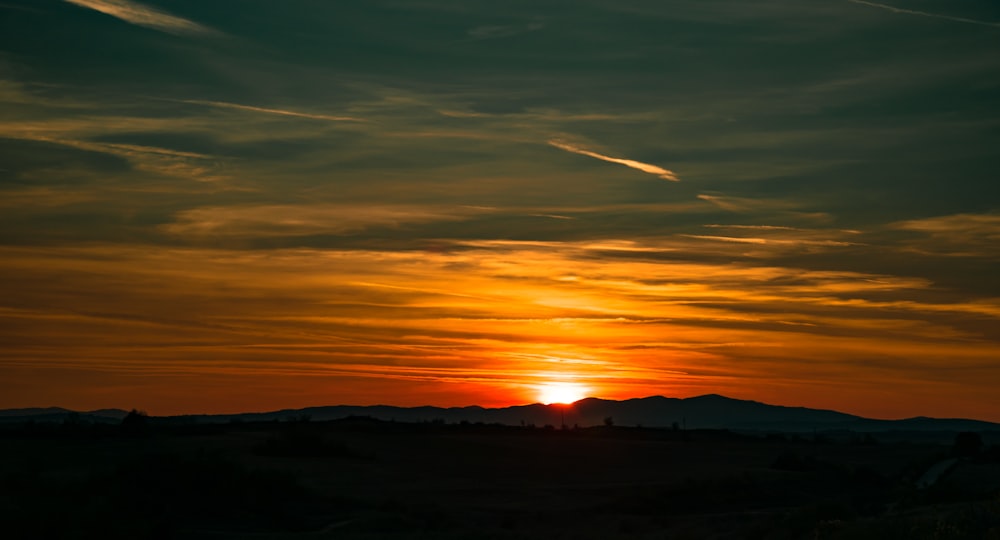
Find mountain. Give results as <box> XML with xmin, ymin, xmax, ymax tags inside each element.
<box><xmin>0</xmin><ymin>407</ymin><xmax>128</xmax><ymax>424</ymax></box>
<box><xmin>174</xmin><ymin>395</ymin><xmax>1000</xmax><ymax>433</ymax></box>
<box><xmin>4</xmin><ymin>396</ymin><xmax>998</xmax><ymax>433</ymax></box>
<box><xmin>0</xmin><ymin>407</ymin><xmax>74</xmax><ymax>417</ymax></box>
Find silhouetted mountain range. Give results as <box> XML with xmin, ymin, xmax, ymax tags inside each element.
<box><xmin>0</xmin><ymin>407</ymin><xmax>128</xmax><ymax>424</ymax></box>
<box><xmin>5</xmin><ymin>395</ymin><xmax>996</xmax><ymax>433</ymax></box>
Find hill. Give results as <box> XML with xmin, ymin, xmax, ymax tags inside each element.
<box><xmin>7</xmin><ymin>395</ymin><xmax>996</xmax><ymax>433</ymax></box>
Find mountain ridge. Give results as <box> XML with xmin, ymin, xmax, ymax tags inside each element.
<box><xmin>3</xmin><ymin>395</ymin><xmax>998</xmax><ymax>432</ymax></box>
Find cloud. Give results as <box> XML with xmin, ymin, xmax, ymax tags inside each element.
<box><xmin>62</xmin><ymin>0</ymin><xmax>218</xmax><ymax>35</ymax></box>
<box><xmin>180</xmin><ymin>99</ymin><xmax>366</xmax><ymax>123</ymax></box>
<box><xmin>696</xmin><ymin>194</ymin><xmax>814</xmax><ymax>216</ymax></box>
<box><xmin>0</xmin><ymin>187</ymin><xmax>97</xmax><ymax>208</ymax></box>
<box><xmin>547</xmin><ymin>140</ymin><xmax>680</xmax><ymax>181</ymax></box>
<box><xmin>681</xmin><ymin>235</ymin><xmax>856</xmax><ymax>248</ymax></box>
<box><xmin>893</xmin><ymin>213</ymin><xmax>1000</xmax><ymax>256</ymax></box>
<box><xmin>527</xmin><ymin>213</ymin><xmax>576</xmax><ymax>220</ymax></box>
<box><xmin>693</xmin><ymin>224</ymin><xmax>863</xmax><ymax>249</ymax></box>
<box><xmin>896</xmin><ymin>213</ymin><xmax>1000</xmax><ymax>236</ymax></box>
<box><xmin>2</xmin><ymin>237</ymin><xmax>997</xmax><ymax>416</ymax></box>
<box><xmin>2</xmin><ymin>0</ymin><xmax>997</xmax><ymax>419</ymax></box>
<box><xmin>468</xmin><ymin>22</ymin><xmax>545</xmax><ymax>40</ymax></box>
<box><xmin>162</xmin><ymin>204</ymin><xmax>489</xmax><ymax>237</ymax></box>
<box><xmin>5</xmin><ymin>134</ymin><xmax>226</xmax><ymax>184</ymax></box>
<box><xmin>846</xmin><ymin>0</ymin><xmax>1000</xmax><ymax>29</ymax></box>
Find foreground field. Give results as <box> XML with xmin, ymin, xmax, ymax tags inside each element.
<box><xmin>1</xmin><ymin>419</ymin><xmax>998</xmax><ymax>539</ymax></box>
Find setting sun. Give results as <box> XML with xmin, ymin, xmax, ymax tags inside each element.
<box><xmin>537</xmin><ymin>382</ymin><xmax>589</xmax><ymax>405</ymax></box>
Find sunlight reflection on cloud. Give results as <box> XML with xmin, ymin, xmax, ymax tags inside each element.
<box><xmin>63</xmin><ymin>0</ymin><xmax>217</xmax><ymax>35</ymax></box>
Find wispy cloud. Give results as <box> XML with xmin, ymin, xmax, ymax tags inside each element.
<box><xmin>468</xmin><ymin>21</ymin><xmax>545</xmax><ymax>40</ymax></box>
<box><xmin>896</xmin><ymin>213</ymin><xmax>1000</xmax><ymax>236</ymax></box>
<box><xmin>697</xmin><ymin>224</ymin><xmax>863</xmax><ymax>249</ymax></box>
<box><xmin>704</xmin><ymin>224</ymin><xmax>799</xmax><ymax>231</ymax></box>
<box><xmin>846</xmin><ymin>0</ymin><xmax>1000</xmax><ymax>28</ymax></box>
<box><xmin>697</xmin><ymin>194</ymin><xmax>743</xmax><ymax>212</ymax></box>
<box><xmin>163</xmin><ymin>204</ymin><xmax>489</xmax><ymax>237</ymax></box>
<box><xmin>681</xmin><ymin>235</ymin><xmax>856</xmax><ymax>248</ymax></box>
<box><xmin>528</xmin><ymin>213</ymin><xmax>576</xmax><ymax>220</ymax></box>
<box><xmin>548</xmin><ymin>140</ymin><xmax>680</xmax><ymax>181</ymax></box>
<box><xmin>893</xmin><ymin>213</ymin><xmax>1000</xmax><ymax>256</ymax></box>
<box><xmin>62</xmin><ymin>0</ymin><xmax>217</xmax><ymax>35</ymax></box>
<box><xmin>696</xmin><ymin>194</ymin><xmax>813</xmax><ymax>216</ymax></box>
<box><xmin>2</xmin><ymin>238</ymin><xmax>997</xmax><ymax>415</ymax></box>
<box><xmin>2</xmin><ymin>0</ymin><xmax>997</xmax><ymax>419</ymax></box>
<box><xmin>7</xmin><ymin>134</ymin><xmax>226</xmax><ymax>184</ymax></box>
<box><xmin>180</xmin><ymin>99</ymin><xmax>366</xmax><ymax>123</ymax></box>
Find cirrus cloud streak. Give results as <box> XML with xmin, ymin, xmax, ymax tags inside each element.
<box><xmin>62</xmin><ymin>0</ymin><xmax>217</xmax><ymax>35</ymax></box>
<box><xmin>548</xmin><ymin>140</ymin><xmax>680</xmax><ymax>181</ymax></box>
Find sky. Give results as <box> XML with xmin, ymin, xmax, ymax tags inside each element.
<box><xmin>1</xmin><ymin>0</ymin><xmax>998</xmax><ymax>420</ymax></box>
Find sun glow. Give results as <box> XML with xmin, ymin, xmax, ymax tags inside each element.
<box><xmin>537</xmin><ymin>381</ymin><xmax>589</xmax><ymax>404</ymax></box>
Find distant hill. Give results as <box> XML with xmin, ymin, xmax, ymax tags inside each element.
<box><xmin>0</xmin><ymin>407</ymin><xmax>128</xmax><ymax>424</ymax></box>
<box><xmin>172</xmin><ymin>395</ymin><xmax>1000</xmax><ymax>433</ymax></box>
<box><xmin>3</xmin><ymin>396</ymin><xmax>998</xmax><ymax>433</ymax></box>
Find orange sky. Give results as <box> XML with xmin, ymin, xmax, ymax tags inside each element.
<box><xmin>1</xmin><ymin>242</ymin><xmax>997</xmax><ymax>420</ymax></box>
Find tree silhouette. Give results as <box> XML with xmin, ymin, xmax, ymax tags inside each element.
<box><xmin>120</xmin><ymin>409</ymin><xmax>149</xmax><ymax>436</ymax></box>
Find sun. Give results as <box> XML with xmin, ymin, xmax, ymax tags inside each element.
<box><xmin>537</xmin><ymin>381</ymin><xmax>589</xmax><ymax>405</ymax></box>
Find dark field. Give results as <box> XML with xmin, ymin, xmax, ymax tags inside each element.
<box><xmin>2</xmin><ymin>419</ymin><xmax>998</xmax><ymax>539</ymax></box>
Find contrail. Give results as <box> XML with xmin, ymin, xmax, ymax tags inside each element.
<box><xmin>548</xmin><ymin>140</ymin><xmax>680</xmax><ymax>181</ymax></box>
<box><xmin>181</xmin><ymin>100</ymin><xmax>366</xmax><ymax>122</ymax></box>
<box><xmin>846</xmin><ymin>0</ymin><xmax>1000</xmax><ymax>28</ymax></box>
